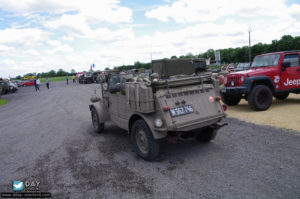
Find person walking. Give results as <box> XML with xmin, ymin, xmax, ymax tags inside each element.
<box><xmin>46</xmin><ymin>77</ymin><xmax>50</xmax><ymax>89</ymax></box>
<box><xmin>34</xmin><ymin>78</ymin><xmax>37</xmax><ymax>91</ymax></box>
<box><xmin>66</xmin><ymin>75</ymin><xmax>69</xmax><ymax>85</ymax></box>
<box><xmin>72</xmin><ymin>75</ymin><xmax>76</xmax><ymax>83</ymax></box>
<box><xmin>36</xmin><ymin>78</ymin><xmax>40</xmax><ymax>91</ymax></box>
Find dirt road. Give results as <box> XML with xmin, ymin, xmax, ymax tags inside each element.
<box><xmin>0</xmin><ymin>82</ymin><xmax>299</xmax><ymax>198</ymax></box>
<box><xmin>226</xmin><ymin>94</ymin><xmax>300</xmax><ymax>132</ymax></box>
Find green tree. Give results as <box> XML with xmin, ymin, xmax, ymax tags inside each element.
<box><xmin>48</xmin><ymin>70</ymin><xmax>56</xmax><ymax>77</ymax></box>
<box><xmin>56</xmin><ymin>68</ymin><xmax>67</xmax><ymax>76</ymax></box>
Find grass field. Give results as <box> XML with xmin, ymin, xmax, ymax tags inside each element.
<box><xmin>0</xmin><ymin>99</ymin><xmax>7</xmax><ymax>106</ymax></box>
<box><xmin>39</xmin><ymin>76</ymin><xmax>67</xmax><ymax>83</ymax></box>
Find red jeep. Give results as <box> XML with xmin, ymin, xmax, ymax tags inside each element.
<box><xmin>221</xmin><ymin>50</ymin><xmax>300</xmax><ymax>111</ymax></box>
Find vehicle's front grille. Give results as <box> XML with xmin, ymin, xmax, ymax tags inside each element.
<box><xmin>227</xmin><ymin>75</ymin><xmax>241</xmax><ymax>87</ymax></box>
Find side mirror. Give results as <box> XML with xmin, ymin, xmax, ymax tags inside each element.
<box><xmin>282</xmin><ymin>62</ymin><xmax>291</xmax><ymax>71</ymax></box>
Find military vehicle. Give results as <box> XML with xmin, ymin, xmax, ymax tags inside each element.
<box><xmin>92</xmin><ymin>71</ymin><xmax>102</xmax><ymax>83</ymax></box>
<box><xmin>89</xmin><ymin>58</ymin><xmax>227</xmax><ymax>160</ymax></box>
<box><xmin>0</xmin><ymin>79</ymin><xmax>10</xmax><ymax>94</ymax></box>
<box><xmin>78</xmin><ymin>72</ymin><xmax>94</xmax><ymax>84</ymax></box>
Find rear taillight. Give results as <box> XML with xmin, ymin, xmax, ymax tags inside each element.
<box><xmin>222</xmin><ymin>104</ymin><xmax>227</xmax><ymax>111</ymax></box>
<box><xmin>163</xmin><ymin>106</ymin><xmax>170</xmax><ymax>111</ymax></box>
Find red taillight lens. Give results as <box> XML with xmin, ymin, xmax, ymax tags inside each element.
<box><xmin>215</xmin><ymin>96</ymin><xmax>221</xmax><ymax>101</ymax></box>
<box><xmin>222</xmin><ymin>104</ymin><xmax>227</xmax><ymax>111</ymax></box>
<box><xmin>163</xmin><ymin>106</ymin><xmax>170</xmax><ymax>111</ymax></box>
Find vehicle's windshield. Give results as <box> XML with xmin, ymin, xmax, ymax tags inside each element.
<box><xmin>252</xmin><ymin>54</ymin><xmax>281</xmax><ymax>67</ymax></box>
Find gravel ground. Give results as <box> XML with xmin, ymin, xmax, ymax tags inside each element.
<box><xmin>0</xmin><ymin>82</ymin><xmax>299</xmax><ymax>199</ymax></box>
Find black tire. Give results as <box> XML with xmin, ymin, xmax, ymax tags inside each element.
<box><xmin>195</xmin><ymin>127</ymin><xmax>218</xmax><ymax>142</ymax></box>
<box><xmin>91</xmin><ymin>107</ymin><xmax>104</xmax><ymax>133</ymax></box>
<box><xmin>221</xmin><ymin>94</ymin><xmax>241</xmax><ymax>106</ymax></box>
<box><xmin>274</xmin><ymin>92</ymin><xmax>289</xmax><ymax>100</ymax></box>
<box><xmin>131</xmin><ymin>120</ymin><xmax>160</xmax><ymax>161</ymax></box>
<box><xmin>248</xmin><ymin>85</ymin><xmax>272</xmax><ymax>111</ymax></box>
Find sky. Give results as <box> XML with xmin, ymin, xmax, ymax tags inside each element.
<box><xmin>0</xmin><ymin>0</ymin><xmax>300</xmax><ymax>78</ymax></box>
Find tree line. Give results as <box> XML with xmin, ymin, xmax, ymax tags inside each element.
<box><xmin>16</xmin><ymin>69</ymin><xmax>76</xmax><ymax>80</ymax></box>
<box><xmin>113</xmin><ymin>34</ymin><xmax>300</xmax><ymax>71</ymax></box>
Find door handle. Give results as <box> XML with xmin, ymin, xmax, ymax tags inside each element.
<box><xmin>297</xmin><ymin>69</ymin><xmax>300</xmax><ymax>71</ymax></box>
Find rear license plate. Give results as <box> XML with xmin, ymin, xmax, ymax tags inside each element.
<box><xmin>170</xmin><ymin>105</ymin><xmax>194</xmax><ymax>117</ymax></box>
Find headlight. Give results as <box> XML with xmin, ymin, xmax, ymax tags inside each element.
<box><xmin>231</xmin><ymin>81</ymin><xmax>234</xmax><ymax>86</ymax></box>
<box><xmin>241</xmin><ymin>76</ymin><xmax>244</xmax><ymax>82</ymax></box>
<box><xmin>154</xmin><ymin>118</ymin><xmax>163</xmax><ymax>128</ymax></box>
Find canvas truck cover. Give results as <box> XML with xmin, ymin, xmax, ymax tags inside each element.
<box><xmin>152</xmin><ymin>58</ymin><xmax>206</xmax><ymax>79</ymax></box>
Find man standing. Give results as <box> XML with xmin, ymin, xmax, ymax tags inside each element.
<box><xmin>46</xmin><ymin>77</ymin><xmax>50</xmax><ymax>89</ymax></box>
<box><xmin>36</xmin><ymin>78</ymin><xmax>40</xmax><ymax>91</ymax></box>
<box><xmin>66</xmin><ymin>75</ymin><xmax>69</xmax><ymax>85</ymax></box>
<box><xmin>72</xmin><ymin>75</ymin><xmax>76</xmax><ymax>83</ymax></box>
<box><xmin>34</xmin><ymin>78</ymin><xmax>37</xmax><ymax>91</ymax></box>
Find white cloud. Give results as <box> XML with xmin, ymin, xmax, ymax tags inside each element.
<box><xmin>46</xmin><ymin>44</ymin><xmax>73</xmax><ymax>55</ymax></box>
<box><xmin>24</xmin><ymin>49</ymin><xmax>40</xmax><ymax>56</ymax></box>
<box><xmin>47</xmin><ymin>40</ymin><xmax>61</xmax><ymax>46</ymax></box>
<box><xmin>0</xmin><ymin>28</ymin><xmax>45</xmax><ymax>46</ymax></box>
<box><xmin>146</xmin><ymin>0</ymin><xmax>300</xmax><ymax>23</ymax></box>
<box><xmin>0</xmin><ymin>0</ymin><xmax>132</xmax><ymax>23</ymax></box>
<box><xmin>0</xmin><ymin>44</ymin><xmax>13</xmax><ymax>52</ymax></box>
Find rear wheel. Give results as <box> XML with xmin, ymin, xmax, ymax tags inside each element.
<box><xmin>248</xmin><ymin>85</ymin><xmax>272</xmax><ymax>111</ymax></box>
<box><xmin>221</xmin><ymin>94</ymin><xmax>241</xmax><ymax>106</ymax></box>
<box><xmin>131</xmin><ymin>120</ymin><xmax>160</xmax><ymax>161</ymax></box>
<box><xmin>91</xmin><ymin>107</ymin><xmax>104</xmax><ymax>133</ymax></box>
<box><xmin>274</xmin><ymin>92</ymin><xmax>289</xmax><ymax>100</ymax></box>
<box><xmin>195</xmin><ymin>127</ymin><xmax>218</xmax><ymax>142</ymax></box>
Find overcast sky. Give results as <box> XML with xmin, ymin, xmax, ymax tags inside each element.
<box><xmin>0</xmin><ymin>0</ymin><xmax>300</xmax><ymax>78</ymax></box>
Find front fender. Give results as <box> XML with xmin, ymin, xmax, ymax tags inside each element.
<box><xmin>243</xmin><ymin>76</ymin><xmax>275</xmax><ymax>92</ymax></box>
<box><xmin>89</xmin><ymin>102</ymin><xmax>110</xmax><ymax>123</ymax></box>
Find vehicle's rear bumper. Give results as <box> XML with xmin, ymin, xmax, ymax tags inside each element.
<box><xmin>155</xmin><ymin>114</ymin><xmax>226</xmax><ymax>132</ymax></box>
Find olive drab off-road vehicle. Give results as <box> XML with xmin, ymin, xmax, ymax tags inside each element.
<box><xmin>89</xmin><ymin>59</ymin><xmax>227</xmax><ymax>160</ymax></box>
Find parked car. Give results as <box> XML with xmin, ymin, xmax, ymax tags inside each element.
<box><xmin>8</xmin><ymin>81</ymin><xmax>18</xmax><ymax>92</ymax></box>
<box><xmin>226</xmin><ymin>63</ymin><xmax>236</xmax><ymax>72</ymax></box>
<box><xmin>234</xmin><ymin>63</ymin><xmax>251</xmax><ymax>72</ymax></box>
<box><xmin>20</xmin><ymin>79</ymin><xmax>35</xmax><ymax>87</ymax></box>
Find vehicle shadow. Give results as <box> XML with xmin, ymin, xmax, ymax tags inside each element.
<box><xmin>90</xmin><ymin>122</ymin><xmax>220</xmax><ymax>161</ymax></box>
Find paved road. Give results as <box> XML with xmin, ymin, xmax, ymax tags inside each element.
<box><xmin>0</xmin><ymin>82</ymin><xmax>299</xmax><ymax>199</ymax></box>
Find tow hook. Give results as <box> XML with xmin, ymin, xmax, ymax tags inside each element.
<box><xmin>210</xmin><ymin>123</ymin><xmax>228</xmax><ymax>130</ymax></box>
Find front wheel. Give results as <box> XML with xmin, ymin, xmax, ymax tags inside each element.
<box><xmin>131</xmin><ymin>120</ymin><xmax>160</xmax><ymax>161</ymax></box>
<box><xmin>221</xmin><ymin>94</ymin><xmax>241</xmax><ymax>106</ymax></box>
<box><xmin>91</xmin><ymin>107</ymin><xmax>104</xmax><ymax>133</ymax></box>
<box><xmin>248</xmin><ymin>85</ymin><xmax>272</xmax><ymax>111</ymax></box>
<box><xmin>195</xmin><ymin>127</ymin><xmax>218</xmax><ymax>142</ymax></box>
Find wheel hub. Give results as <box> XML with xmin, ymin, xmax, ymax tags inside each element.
<box><xmin>136</xmin><ymin>129</ymin><xmax>149</xmax><ymax>154</ymax></box>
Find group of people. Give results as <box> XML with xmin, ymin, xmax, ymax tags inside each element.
<box><xmin>33</xmin><ymin>77</ymin><xmax>50</xmax><ymax>91</ymax></box>
<box><xmin>33</xmin><ymin>75</ymin><xmax>77</xmax><ymax>91</ymax></box>
<box><xmin>66</xmin><ymin>75</ymin><xmax>77</xmax><ymax>84</ymax></box>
